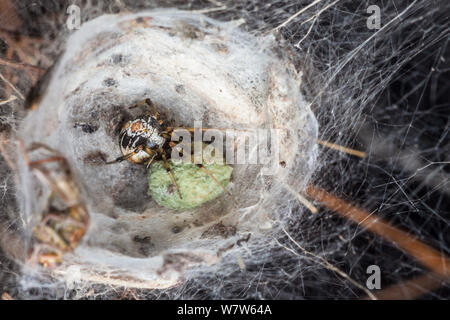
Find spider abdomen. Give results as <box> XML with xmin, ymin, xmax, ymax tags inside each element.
<box><xmin>119</xmin><ymin>117</ymin><xmax>166</xmax><ymax>163</ymax></box>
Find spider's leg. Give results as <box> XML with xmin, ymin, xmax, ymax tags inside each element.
<box><xmin>145</xmin><ymin>152</ymin><xmax>157</xmax><ymax>169</ymax></box>
<box><xmin>161</xmin><ymin>132</ymin><xmax>173</xmax><ymax>140</ymax></box>
<box><xmin>161</xmin><ymin>150</ymin><xmax>182</xmax><ymax>199</ymax></box>
<box><xmin>130</xmin><ymin>98</ymin><xmax>160</xmax><ymax>119</ymax></box>
<box><xmin>144</xmin><ymin>98</ymin><xmax>160</xmax><ymax>119</ymax></box>
<box><xmin>198</xmin><ymin>164</ymin><xmax>237</xmax><ymax>204</ymax></box>
<box><xmin>105</xmin><ymin>150</ymin><xmax>137</xmax><ymax>164</ymax></box>
<box><xmin>129</xmin><ymin>98</ymin><xmax>150</xmax><ymax>109</ymax></box>
<box><xmin>161</xmin><ymin>125</ymin><xmax>175</xmax><ymax>136</ymax></box>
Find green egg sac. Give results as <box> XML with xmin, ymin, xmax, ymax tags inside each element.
<box><xmin>148</xmin><ymin>160</ymin><xmax>233</xmax><ymax>210</ymax></box>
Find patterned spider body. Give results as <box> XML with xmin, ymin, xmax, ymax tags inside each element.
<box><xmin>119</xmin><ymin>116</ymin><xmax>166</xmax><ymax>164</ymax></box>
<box><xmin>108</xmin><ymin>99</ymin><xmax>175</xmax><ymax>167</ymax></box>
<box><xmin>107</xmin><ymin>99</ymin><xmax>185</xmax><ymax>197</ymax></box>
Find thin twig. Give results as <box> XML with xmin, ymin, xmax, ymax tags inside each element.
<box><xmin>0</xmin><ymin>95</ymin><xmax>17</xmax><ymax>106</ymax></box>
<box><xmin>0</xmin><ymin>72</ymin><xmax>24</xmax><ymax>100</ymax></box>
<box><xmin>306</xmin><ymin>185</ymin><xmax>450</xmax><ymax>277</ymax></box>
<box><xmin>271</xmin><ymin>0</ymin><xmax>325</xmax><ymax>33</ymax></box>
<box><xmin>283</xmin><ymin>182</ymin><xmax>318</xmax><ymax>213</ymax></box>
<box><xmin>0</xmin><ymin>57</ymin><xmax>45</xmax><ymax>75</ymax></box>
<box><xmin>279</xmin><ymin>226</ymin><xmax>377</xmax><ymax>300</ymax></box>
<box><xmin>296</xmin><ymin>0</ymin><xmax>341</xmax><ymax>47</ymax></box>
<box><xmin>191</xmin><ymin>5</ymin><xmax>228</xmax><ymax>14</ymax></box>
<box><xmin>236</xmin><ymin>252</ymin><xmax>246</xmax><ymax>271</ymax></box>
<box><xmin>317</xmin><ymin>139</ymin><xmax>366</xmax><ymax>158</ymax></box>
<box><xmin>0</xmin><ymin>137</ymin><xmax>16</xmax><ymax>170</ymax></box>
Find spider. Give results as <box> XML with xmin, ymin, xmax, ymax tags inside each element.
<box><xmin>106</xmin><ymin>99</ymin><xmax>233</xmax><ymax>201</ymax></box>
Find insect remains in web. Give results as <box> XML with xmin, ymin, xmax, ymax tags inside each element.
<box><xmin>18</xmin><ymin>142</ymin><xmax>89</xmax><ymax>268</ymax></box>
<box><xmin>105</xmin><ymin>98</ymin><xmax>235</xmax><ymax>205</ymax></box>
